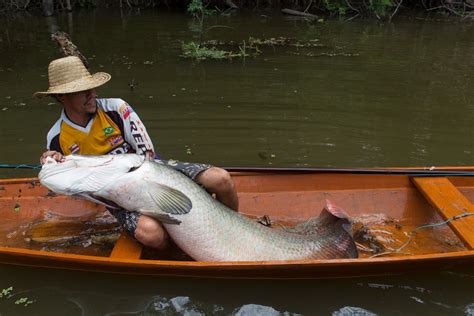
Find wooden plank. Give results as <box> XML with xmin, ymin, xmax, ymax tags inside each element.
<box><xmin>412</xmin><ymin>177</ymin><xmax>474</xmax><ymax>249</ymax></box>
<box><xmin>110</xmin><ymin>232</ymin><xmax>143</xmax><ymax>259</ymax></box>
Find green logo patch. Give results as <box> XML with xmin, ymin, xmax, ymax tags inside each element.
<box><xmin>103</xmin><ymin>126</ymin><xmax>115</xmax><ymax>136</ymax></box>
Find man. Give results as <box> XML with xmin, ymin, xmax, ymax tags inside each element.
<box><xmin>35</xmin><ymin>56</ymin><xmax>239</xmax><ymax>250</ymax></box>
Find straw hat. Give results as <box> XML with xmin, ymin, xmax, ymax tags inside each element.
<box><xmin>34</xmin><ymin>56</ymin><xmax>111</xmax><ymax>98</ymax></box>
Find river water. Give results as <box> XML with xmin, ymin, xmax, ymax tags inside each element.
<box><xmin>0</xmin><ymin>9</ymin><xmax>474</xmax><ymax>315</ymax></box>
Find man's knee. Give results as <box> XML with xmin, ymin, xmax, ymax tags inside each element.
<box><xmin>198</xmin><ymin>167</ymin><xmax>235</xmax><ymax>194</ymax></box>
<box><xmin>134</xmin><ymin>215</ymin><xmax>169</xmax><ymax>250</ymax></box>
<box><xmin>197</xmin><ymin>167</ymin><xmax>239</xmax><ymax>210</ymax></box>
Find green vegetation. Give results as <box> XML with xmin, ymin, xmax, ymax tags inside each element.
<box><xmin>323</xmin><ymin>0</ymin><xmax>393</xmax><ymax>17</ymax></box>
<box><xmin>181</xmin><ymin>41</ymin><xmax>250</xmax><ymax>60</ymax></box>
<box><xmin>182</xmin><ymin>36</ymin><xmax>359</xmax><ymax>61</ymax></box>
<box><xmin>75</xmin><ymin>0</ymin><xmax>97</xmax><ymax>9</ymax></box>
<box><xmin>369</xmin><ymin>0</ymin><xmax>393</xmax><ymax>17</ymax></box>
<box><xmin>0</xmin><ymin>0</ymin><xmax>473</xmax><ymax>19</ymax></box>
<box><xmin>187</xmin><ymin>0</ymin><xmax>216</xmax><ymax>19</ymax></box>
<box><xmin>182</xmin><ymin>0</ymin><xmax>254</xmax><ymax>60</ymax></box>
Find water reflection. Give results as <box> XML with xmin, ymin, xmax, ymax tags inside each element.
<box><xmin>1</xmin><ymin>265</ymin><xmax>474</xmax><ymax>315</ymax></box>
<box><xmin>1</xmin><ymin>11</ymin><xmax>473</xmax><ymax>169</ymax></box>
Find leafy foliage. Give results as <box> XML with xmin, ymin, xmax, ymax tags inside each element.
<box><xmin>323</xmin><ymin>0</ymin><xmax>348</xmax><ymax>15</ymax></box>
<box><xmin>368</xmin><ymin>0</ymin><xmax>393</xmax><ymax>17</ymax></box>
<box><xmin>322</xmin><ymin>0</ymin><xmax>393</xmax><ymax>17</ymax></box>
<box><xmin>75</xmin><ymin>0</ymin><xmax>97</xmax><ymax>9</ymax></box>
<box><xmin>187</xmin><ymin>0</ymin><xmax>215</xmax><ymax>18</ymax></box>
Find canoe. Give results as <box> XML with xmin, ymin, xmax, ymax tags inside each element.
<box><xmin>1</xmin><ymin>166</ymin><xmax>474</xmax><ymax>279</ymax></box>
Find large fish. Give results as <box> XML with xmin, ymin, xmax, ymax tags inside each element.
<box><xmin>39</xmin><ymin>154</ymin><xmax>358</xmax><ymax>261</ymax></box>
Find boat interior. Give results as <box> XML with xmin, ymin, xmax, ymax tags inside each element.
<box><xmin>1</xmin><ymin>171</ymin><xmax>474</xmax><ymax>262</ymax></box>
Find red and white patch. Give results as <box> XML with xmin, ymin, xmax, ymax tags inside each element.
<box><xmin>68</xmin><ymin>143</ymin><xmax>80</xmax><ymax>154</ymax></box>
<box><xmin>121</xmin><ymin>106</ymin><xmax>133</xmax><ymax>120</ymax></box>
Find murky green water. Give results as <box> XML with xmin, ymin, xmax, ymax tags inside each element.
<box><xmin>1</xmin><ymin>9</ymin><xmax>474</xmax><ymax>315</ymax></box>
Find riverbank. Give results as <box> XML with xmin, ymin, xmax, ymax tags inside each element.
<box><xmin>1</xmin><ymin>0</ymin><xmax>473</xmax><ymax>20</ymax></box>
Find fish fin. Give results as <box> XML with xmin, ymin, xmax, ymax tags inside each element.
<box><xmin>322</xmin><ymin>199</ymin><xmax>350</xmax><ymax>221</ymax></box>
<box><xmin>139</xmin><ymin>209</ymin><xmax>181</xmax><ymax>225</ymax></box>
<box><xmin>312</xmin><ymin>199</ymin><xmax>352</xmax><ymax>229</ymax></box>
<box><xmin>143</xmin><ymin>180</ymin><xmax>192</xmax><ymax>215</ymax></box>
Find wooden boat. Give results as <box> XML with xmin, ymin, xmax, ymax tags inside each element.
<box><xmin>1</xmin><ymin>166</ymin><xmax>474</xmax><ymax>279</ymax></box>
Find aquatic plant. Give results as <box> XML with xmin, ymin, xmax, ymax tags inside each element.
<box><xmin>181</xmin><ymin>41</ymin><xmax>253</xmax><ymax>60</ymax></box>
<box><xmin>184</xmin><ymin>36</ymin><xmax>359</xmax><ymax>61</ymax></box>
<box><xmin>181</xmin><ymin>42</ymin><xmax>230</xmax><ymax>60</ymax></box>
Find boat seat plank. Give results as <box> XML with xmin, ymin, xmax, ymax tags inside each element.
<box><xmin>110</xmin><ymin>232</ymin><xmax>143</xmax><ymax>259</ymax></box>
<box><xmin>412</xmin><ymin>177</ymin><xmax>474</xmax><ymax>249</ymax></box>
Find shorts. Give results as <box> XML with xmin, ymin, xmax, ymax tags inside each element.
<box><xmin>109</xmin><ymin>159</ymin><xmax>212</xmax><ymax>237</ymax></box>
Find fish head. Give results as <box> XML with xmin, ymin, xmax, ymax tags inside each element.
<box><xmin>39</xmin><ymin>154</ymin><xmax>145</xmax><ymax>195</ymax></box>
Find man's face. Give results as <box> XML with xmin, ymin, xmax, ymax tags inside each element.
<box><xmin>59</xmin><ymin>89</ymin><xmax>97</xmax><ymax>114</ymax></box>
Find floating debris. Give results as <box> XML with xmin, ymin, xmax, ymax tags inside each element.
<box><xmin>290</xmin><ymin>51</ymin><xmax>360</xmax><ymax>57</ymax></box>
<box><xmin>184</xmin><ymin>36</ymin><xmax>352</xmax><ymax>61</ymax></box>
<box><xmin>186</xmin><ymin>147</ymin><xmax>193</xmax><ymax>155</ymax></box>
<box><xmin>14</xmin><ymin>297</ymin><xmax>35</xmax><ymax>307</ymax></box>
<box><xmin>0</xmin><ymin>286</ymin><xmax>13</xmax><ymax>298</ymax></box>
<box><xmin>181</xmin><ymin>41</ymin><xmax>251</xmax><ymax>60</ymax></box>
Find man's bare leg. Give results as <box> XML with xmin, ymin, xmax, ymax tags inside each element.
<box><xmin>196</xmin><ymin>167</ymin><xmax>239</xmax><ymax>211</ymax></box>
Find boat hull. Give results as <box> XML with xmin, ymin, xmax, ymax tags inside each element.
<box><xmin>1</xmin><ymin>167</ymin><xmax>474</xmax><ymax>279</ymax></box>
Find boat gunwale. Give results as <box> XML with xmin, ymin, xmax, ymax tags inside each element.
<box><xmin>0</xmin><ymin>245</ymin><xmax>473</xmax><ymax>271</ymax></box>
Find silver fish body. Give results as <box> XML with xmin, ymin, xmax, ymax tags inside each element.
<box><xmin>39</xmin><ymin>154</ymin><xmax>358</xmax><ymax>261</ymax></box>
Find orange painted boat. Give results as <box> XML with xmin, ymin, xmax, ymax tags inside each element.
<box><xmin>1</xmin><ymin>166</ymin><xmax>474</xmax><ymax>279</ymax></box>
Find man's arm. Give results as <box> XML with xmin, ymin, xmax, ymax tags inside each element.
<box><xmin>116</xmin><ymin>102</ymin><xmax>155</xmax><ymax>156</ymax></box>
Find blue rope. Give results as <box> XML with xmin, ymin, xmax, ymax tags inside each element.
<box><xmin>0</xmin><ymin>164</ymin><xmax>41</xmax><ymax>170</ymax></box>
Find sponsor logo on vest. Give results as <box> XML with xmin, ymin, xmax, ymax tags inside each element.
<box><xmin>123</xmin><ymin>106</ymin><xmax>133</xmax><ymax>120</ymax></box>
<box><xmin>130</xmin><ymin>121</ymin><xmax>151</xmax><ymax>154</ymax></box>
<box><xmin>69</xmin><ymin>143</ymin><xmax>80</xmax><ymax>154</ymax></box>
<box><xmin>119</xmin><ymin>104</ymin><xmax>134</xmax><ymax>120</ymax></box>
<box><xmin>108</xmin><ymin>142</ymin><xmax>132</xmax><ymax>155</ymax></box>
<box><xmin>103</xmin><ymin>126</ymin><xmax>115</xmax><ymax>136</ymax></box>
<box><xmin>108</xmin><ymin>135</ymin><xmax>124</xmax><ymax>147</ymax></box>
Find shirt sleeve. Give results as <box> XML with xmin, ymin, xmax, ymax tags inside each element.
<box><xmin>46</xmin><ymin>118</ymin><xmax>63</xmax><ymax>154</ymax></box>
<box><xmin>116</xmin><ymin>101</ymin><xmax>155</xmax><ymax>156</ymax></box>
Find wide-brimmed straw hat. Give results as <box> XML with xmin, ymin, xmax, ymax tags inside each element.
<box><xmin>33</xmin><ymin>56</ymin><xmax>111</xmax><ymax>98</ymax></box>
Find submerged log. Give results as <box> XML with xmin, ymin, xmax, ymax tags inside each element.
<box><xmin>65</xmin><ymin>0</ymin><xmax>72</xmax><ymax>11</ymax></box>
<box><xmin>225</xmin><ymin>0</ymin><xmax>239</xmax><ymax>9</ymax></box>
<box><xmin>51</xmin><ymin>31</ymin><xmax>89</xmax><ymax>68</ymax></box>
<box><xmin>282</xmin><ymin>8</ymin><xmax>318</xmax><ymax>18</ymax></box>
<box><xmin>42</xmin><ymin>0</ymin><xmax>54</xmax><ymax>16</ymax></box>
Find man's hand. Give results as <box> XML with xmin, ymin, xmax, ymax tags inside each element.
<box><xmin>144</xmin><ymin>150</ymin><xmax>155</xmax><ymax>161</ymax></box>
<box><xmin>40</xmin><ymin>151</ymin><xmax>64</xmax><ymax>165</ymax></box>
